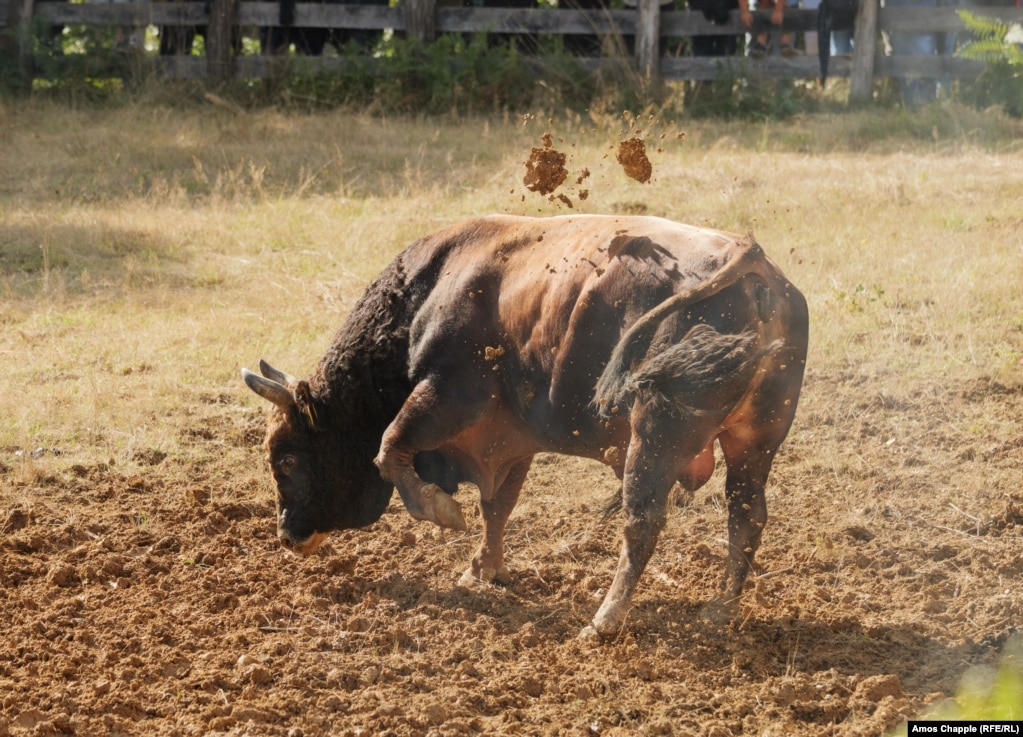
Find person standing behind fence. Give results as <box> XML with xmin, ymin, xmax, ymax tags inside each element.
<box><xmin>802</xmin><ymin>0</ymin><xmax>853</xmax><ymax>56</ymax></box>
<box><xmin>884</xmin><ymin>0</ymin><xmax>940</xmax><ymax>105</ymax></box>
<box><xmin>688</xmin><ymin>0</ymin><xmax>742</xmax><ymax>57</ymax></box>
<box><xmin>740</xmin><ymin>0</ymin><xmax>797</xmax><ymax>57</ymax></box>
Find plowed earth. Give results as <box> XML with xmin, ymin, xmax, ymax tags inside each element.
<box><xmin>2</xmin><ymin>371</ymin><xmax>1021</xmax><ymax>736</ymax></box>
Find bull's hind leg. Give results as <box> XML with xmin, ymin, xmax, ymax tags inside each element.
<box><xmin>698</xmin><ymin>431</ymin><xmax>773</xmax><ymax>623</ymax></box>
<box><xmin>589</xmin><ymin>407</ymin><xmax>722</xmax><ymax>638</ymax></box>
<box><xmin>707</xmin><ymin>383</ymin><xmax>802</xmax><ymax>621</ymax></box>
<box><xmin>460</xmin><ymin>457</ymin><xmax>532</xmax><ymax>586</ymax></box>
<box><xmin>375</xmin><ymin>377</ymin><xmax>493</xmax><ymax>531</ymax></box>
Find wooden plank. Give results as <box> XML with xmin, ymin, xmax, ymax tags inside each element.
<box><xmin>879</xmin><ymin>7</ymin><xmax>1023</xmax><ymax>33</ymax></box>
<box><xmin>238</xmin><ymin>2</ymin><xmax>402</xmax><ymax>29</ymax></box>
<box><xmin>661</xmin><ymin>55</ymin><xmax>832</xmax><ymax>81</ymax></box>
<box><xmin>206</xmin><ymin>0</ymin><xmax>237</xmax><ymax>81</ymax></box>
<box><xmin>434</xmin><ymin>7</ymin><xmax>634</xmax><ymax>35</ymax></box>
<box><xmin>12</xmin><ymin>0</ymin><xmax>35</xmax><ymax>85</ymax></box>
<box><xmin>35</xmin><ymin>1</ymin><xmax>207</xmax><ymax>25</ymax></box>
<box><xmin>28</xmin><ymin>4</ymin><xmax>847</xmax><ymax>35</ymax></box>
<box><xmin>31</xmin><ymin>3</ymin><xmax>1023</xmax><ymax>35</ymax></box>
<box><xmin>876</xmin><ymin>54</ymin><xmax>984</xmax><ymax>79</ymax></box>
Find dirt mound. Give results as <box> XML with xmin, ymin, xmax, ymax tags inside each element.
<box><xmin>615</xmin><ymin>137</ymin><xmax>653</xmax><ymax>184</ymax></box>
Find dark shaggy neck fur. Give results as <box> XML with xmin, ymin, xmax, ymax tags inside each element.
<box><xmin>312</xmin><ymin>223</ymin><xmax>495</xmax><ymax>430</ymax></box>
<box><xmin>303</xmin><ymin>242</ymin><xmax>452</xmax><ymax>520</ymax></box>
<box><xmin>314</xmin><ymin>253</ymin><xmax>419</xmax><ymax>423</ymax></box>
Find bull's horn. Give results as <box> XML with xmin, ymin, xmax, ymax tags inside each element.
<box><xmin>258</xmin><ymin>359</ymin><xmax>297</xmax><ymax>387</ymax></box>
<box><xmin>242</xmin><ymin>368</ymin><xmax>294</xmax><ymax>409</ymax></box>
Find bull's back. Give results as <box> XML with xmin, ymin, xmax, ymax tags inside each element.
<box><xmin>405</xmin><ymin>215</ymin><xmax>774</xmax><ymax>443</ymax></box>
<box><xmin>418</xmin><ymin>213</ymin><xmax>750</xmax><ymax>358</ymax></box>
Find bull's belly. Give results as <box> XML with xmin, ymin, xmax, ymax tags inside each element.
<box><xmin>436</xmin><ymin>402</ymin><xmax>632</xmax><ymax>496</ymax></box>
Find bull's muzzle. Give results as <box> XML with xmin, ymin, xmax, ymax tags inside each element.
<box><xmin>278</xmin><ymin>529</ymin><xmax>328</xmax><ymax>556</ymax></box>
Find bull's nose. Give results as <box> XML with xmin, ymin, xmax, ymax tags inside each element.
<box><xmin>277</xmin><ymin>529</ymin><xmax>327</xmax><ymax>556</ymax></box>
<box><xmin>277</xmin><ymin>530</ymin><xmax>300</xmax><ymax>552</ymax></box>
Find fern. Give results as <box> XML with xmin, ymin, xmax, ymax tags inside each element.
<box><xmin>956</xmin><ymin>10</ymin><xmax>1023</xmax><ymax>67</ymax></box>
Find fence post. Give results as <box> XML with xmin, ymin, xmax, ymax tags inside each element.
<box><xmin>206</xmin><ymin>0</ymin><xmax>239</xmax><ymax>82</ymax></box>
<box><xmin>849</xmin><ymin>0</ymin><xmax>877</xmax><ymax>101</ymax></box>
<box><xmin>405</xmin><ymin>0</ymin><xmax>437</xmax><ymax>43</ymax></box>
<box><xmin>635</xmin><ymin>0</ymin><xmax>660</xmax><ymax>82</ymax></box>
<box><xmin>2</xmin><ymin>0</ymin><xmax>36</xmax><ymax>90</ymax></box>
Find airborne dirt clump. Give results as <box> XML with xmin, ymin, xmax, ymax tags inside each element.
<box><xmin>523</xmin><ymin>133</ymin><xmax>568</xmax><ymax>196</ymax></box>
<box><xmin>616</xmin><ymin>137</ymin><xmax>653</xmax><ymax>183</ymax></box>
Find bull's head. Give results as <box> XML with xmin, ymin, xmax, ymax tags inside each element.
<box><xmin>242</xmin><ymin>360</ymin><xmax>390</xmax><ymax>555</ymax></box>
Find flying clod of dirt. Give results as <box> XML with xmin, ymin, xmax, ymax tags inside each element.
<box><xmin>524</xmin><ymin>133</ymin><xmax>568</xmax><ymax>196</ymax></box>
<box><xmin>616</xmin><ymin>137</ymin><xmax>652</xmax><ymax>184</ymax></box>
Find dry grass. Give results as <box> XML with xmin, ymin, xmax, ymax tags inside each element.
<box><xmin>2</xmin><ymin>99</ymin><xmax>1019</xmax><ymax>540</ymax></box>
<box><xmin>3</xmin><ymin>101</ymin><xmax>1020</xmax><ymax>469</ymax></box>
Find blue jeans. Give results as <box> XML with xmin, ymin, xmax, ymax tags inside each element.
<box><xmin>885</xmin><ymin>0</ymin><xmax>939</xmax><ymax>105</ymax></box>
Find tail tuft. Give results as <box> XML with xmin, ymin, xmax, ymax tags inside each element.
<box><xmin>598</xmin><ymin>324</ymin><xmax>781</xmax><ymax>417</ymax></box>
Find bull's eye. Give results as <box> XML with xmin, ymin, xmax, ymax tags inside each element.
<box><xmin>277</xmin><ymin>454</ymin><xmax>297</xmax><ymax>476</ymax></box>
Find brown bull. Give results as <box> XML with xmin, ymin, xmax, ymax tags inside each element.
<box><xmin>243</xmin><ymin>214</ymin><xmax>808</xmax><ymax>636</ymax></box>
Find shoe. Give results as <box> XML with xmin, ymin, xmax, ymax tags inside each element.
<box><xmin>748</xmin><ymin>41</ymin><xmax>767</xmax><ymax>59</ymax></box>
<box><xmin>780</xmin><ymin>43</ymin><xmax>799</xmax><ymax>57</ymax></box>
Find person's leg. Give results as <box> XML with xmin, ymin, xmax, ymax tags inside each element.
<box><xmin>803</xmin><ymin>0</ymin><xmax>821</xmax><ymax>55</ymax></box>
<box><xmin>832</xmin><ymin>29</ymin><xmax>853</xmax><ymax>55</ymax></box>
<box><xmin>779</xmin><ymin>0</ymin><xmax>798</xmax><ymax>55</ymax></box>
<box><xmin>885</xmin><ymin>0</ymin><xmax>938</xmax><ymax>105</ymax></box>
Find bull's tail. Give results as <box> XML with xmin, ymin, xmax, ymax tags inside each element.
<box><xmin>593</xmin><ymin>234</ymin><xmax>766</xmax><ymax>417</ymax></box>
<box><xmin>629</xmin><ymin>325</ymin><xmax>782</xmax><ymax>415</ymax></box>
<box><xmin>595</xmin><ymin>324</ymin><xmax>781</xmax><ymax>520</ymax></box>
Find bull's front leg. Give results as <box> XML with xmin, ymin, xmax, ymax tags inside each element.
<box><xmin>374</xmin><ymin>377</ymin><xmax>489</xmax><ymax>532</ymax></box>
<box><xmin>375</xmin><ymin>440</ymin><xmax>466</xmax><ymax>531</ymax></box>
<box><xmin>459</xmin><ymin>458</ymin><xmax>532</xmax><ymax>586</ymax></box>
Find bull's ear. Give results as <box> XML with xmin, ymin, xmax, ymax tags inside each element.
<box><xmin>294</xmin><ymin>381</ymin><xmax>319</xmax><ymax>429</ymax></box>
<box><xmin>242</xmin><ymin>367</ymin><xmax>294</xmax><ymax>410</ymax></box>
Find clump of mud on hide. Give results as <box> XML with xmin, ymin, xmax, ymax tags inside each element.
<box><xmin>616</xmin><ymin>137</ymin><xmax>652</xmax><ymax>183</ymax></box>
<box><xmin>523</xmin><ymin>133</ymin><xmax>568</xmax><ymax>196</ymax></box>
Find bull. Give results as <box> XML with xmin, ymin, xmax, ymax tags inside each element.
<box><xmin>243</xmin><ymin>214</ymin><xmax>808</xmax><ymax>636</ymax></box>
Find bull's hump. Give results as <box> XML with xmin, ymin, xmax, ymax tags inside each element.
<box><xmin>451</xmin><ymin>214</ymin><xmax>728</xmax><ymax>268</ymax></box>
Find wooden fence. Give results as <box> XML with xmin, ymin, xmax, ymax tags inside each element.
<box><xmin>5</xmin><ymin>0</ymin><xmax>1023</xmax><ymax>93</ymax></box>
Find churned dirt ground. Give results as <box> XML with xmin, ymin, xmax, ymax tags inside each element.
<box><xmin>1</xmin><ymin>371</ymin><xmax>1021</xmax><ymax>736</ymax></box>
<box><xmin>2</xmin><ymin>105</ymin><xmax>1023</xmax><ymax>736</ymax></box>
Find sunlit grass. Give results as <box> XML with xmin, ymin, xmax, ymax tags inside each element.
<box><xmin>1</xmin><ymin>99</ymin><xmax>1021</xmax><ymax>469</ymax></box>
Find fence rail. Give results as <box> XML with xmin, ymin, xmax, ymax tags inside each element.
<box><xmin>7</xmin><ymin>0</ymin><xmax>1023</xmax><ymax>88</ymax></box>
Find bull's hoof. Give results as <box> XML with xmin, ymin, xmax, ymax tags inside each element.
<box><xmin>589</xmin><ymin>603</ymin><xmax>628</xmax><ymax>639</ymax></box>
<box><xmin>699</xmin><ymin>596</ymin><xmax>739</xmax><ymax>625</ymax></box>
<box><xmin>428</xmin><ymin>487</ymin><xmax>467</xmax><ymax>532</ymax></box>
<box><xmin>458</xmin><ymin>564</ymin><xmax>511</xmax><ymax>587</ymax></box>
